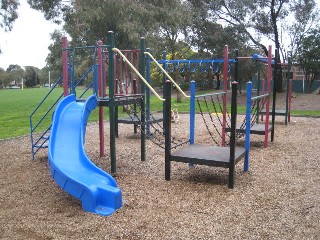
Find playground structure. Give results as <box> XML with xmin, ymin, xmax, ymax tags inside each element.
<box><xmin>162</xmin><ymin>46</ymin><xmax>250</xmax><ymax>189</ymax></box>
<box><xmin>30</xmin><ymin>31</ymin><xmax>164</xmax><ymax>216</ymax></box>
<box><xmin>227</xmin><ymin>46</ymin><xmax>274</xmax><ymax>148</ymax></box>
<box><xmin>30</xmin><ymin>30</ymin><xmax>294</xmax><ymax>214</ymax></box>
<box><xmin>164</xmin><ymin>80</ymin><xmax>249</xmax><ymax>189</ymax></box>
<box><xmin>48</xmin><ymin>94</ymin><xmax>122</xmax><ymax>216</ymax></box>
<box><xmin>153</xmin><ymin>45</ymin><xmax>274</xmax><ymax>148</ymax></box>
<box><xmin>259</xmin><ymin>50</ymin><xmax>293</xmax><ymax>126</ymax></box>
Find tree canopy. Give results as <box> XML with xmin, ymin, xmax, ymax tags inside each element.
<box><xmin>296</xmin><ymin>27</ymin><xmax>320</xmax><ymax>92</ymax></box>
<box><xmin>1</xmin><ymin>0</ymin><xmax>319</xmax><ymax>91</ymax></box>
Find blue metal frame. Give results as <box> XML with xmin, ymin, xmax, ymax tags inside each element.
<box><xmin>30</xmin><ymin>63</ymin><xmax>98</xmax><ymax>159</ymax></box>
<box><xmin>244</xmin><ymin>82</ymin><xmax>252</xmax><ymax>171</ymax></box>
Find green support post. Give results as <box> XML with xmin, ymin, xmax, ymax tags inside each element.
<box><xmin>164</xmin><ymin>80</ymin><xmax>172</xmax><ymax>180</ymax></box>
<box><xmin>140</xmin><ymin>37</ymin><xmax>146</xmax><ymax>162</ymax></box>
<box><xmin>108</xmin><ymin>31</ymin><xmax>117</xmax><ymax>173</ymax></box>
<box><xmin>234</xmin><ymin>49</ymin><xmax>239</xmax><ymax>83</ymax></box>
<box><xmin>285</xmin><ymin>56</ymin><xmax>292</xmax><ymax>125</ymax></box>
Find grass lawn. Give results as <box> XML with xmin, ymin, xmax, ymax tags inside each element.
<box><xmin>0</xmin><ymin>88</ymin><xmax>63</xmax><ymax>139</ymax></box>
<box><xmin>0</xmin><ymin>87</ymin><xmax>98</xmax><ymax>140</ymax></box>
<box><xmin>0</xmin><ymin>87</ymin><xmax>318</xmax><ymax>140</ymax></box>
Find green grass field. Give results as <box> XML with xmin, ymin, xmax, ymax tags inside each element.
<box><xmin>0</xmin><ymin>87</ymin><xmax>318</xmax><ymax>140</ymax></box>
<box><xmin>0</xmin><ymin>87</ymin><xmax>100</xmax><ymax>140</ymax></box>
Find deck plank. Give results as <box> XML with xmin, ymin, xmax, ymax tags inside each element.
<box><xmin>170</xmin><ymin>144</ymin><xmax>246</xmax><ymax>168</ymax></box>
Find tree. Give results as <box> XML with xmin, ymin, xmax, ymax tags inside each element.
<box><xmin>192</xmin><ymin>0</ymin><xmax>317</xmax><ymax>92</ymax></box>
<box><xmin>297</xmin><ymin>27</ymin><xmax>320</xmax><ymax>93</ymax></box>
<box><xmin>24</xmin><ymin>66</ymin><xmax>39</xmax><ymax>87</ymax></box>
<box><xmin>286</xmin><ymin>0</ymin><xmax>319</xmax><ymax>60</ymax></box>
<box><xmin>0</xmin><ymin>0</ymin><xmax>20</xmax><ymax>53</ymax></box>
<box><xmin>0</xmin><ymin>0</ymin><xmax>19</xmax><ymax>31</ymax></box>
<box><xmin>6</xmin><ymin>64</ymin><xmax>24</xmax><ymax>86</ymax></box>
<box><xmin>28</xmin><ymin>0</ymin><xmax>151</xmax><ymax>48</ymax></box>
<box><xmin>0</xmin><ymin>67</ymin><xmax>10</xmax><ymax>87</ymax></box>
<box><xmin>45</xmin><ymin>30</ymin><xmax>64</xmax><ymax>81</ymax></box>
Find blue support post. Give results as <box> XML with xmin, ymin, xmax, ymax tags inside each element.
<box><xmin>189</xmin><ymin>80</ymin><xmax>196</xmax><ymax>167</ymax></box>
<box><xmin>189</xmin><ymin>80</ymin><xmax>196</xmax><ymax>145</ymax></box>
<box><xmin>244</xmin><ymin>81</ymin><xmax>252</xmax><ymax>171</ymax></box>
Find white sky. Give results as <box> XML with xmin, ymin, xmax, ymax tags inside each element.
<box><xmin>0</xmin><ymin>0</ymin><xmax>61</xmax><ymax>70</ymax></box>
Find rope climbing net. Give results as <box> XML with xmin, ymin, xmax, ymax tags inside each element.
<box><xmin>121</xmin><ymin>97</ymin><xmax>189</xmax><ymax>149</ymax></box>
<box><xmin>195</xmin><ymin>91</ymin><xmax>231</xmax><ymax>146</ymax></box>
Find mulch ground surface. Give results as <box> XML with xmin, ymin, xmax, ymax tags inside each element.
<box><xmin>0</xmin><ymin>92</ymin><xmax>319</xmax><ymax>239</ymax></box>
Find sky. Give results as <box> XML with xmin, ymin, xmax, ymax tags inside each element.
<box><xmin>0</xmin><ymin>0</ymin><xmax>61</xmax><ymax>70</ymax></box>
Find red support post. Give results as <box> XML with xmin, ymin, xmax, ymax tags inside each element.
<box><xmin>124</xmin><ymin>52</ymin><xmax>129</xmax><ymax>94</ymax></box>
<box><xmin>62</xmin><ymin>37</ymin><xmax>69</xmax><ymax>96</ymax></box>
<box><xmin>264</xmin><ymin>45</ymin><xmax>272</xmax><ymax>148</ymax></box>
<box><xmin>118</xmin><ymin>55</ymin><xmax>123</xmax><ymax>95</ymax></box>
<box><xmin>114</xmin><ymin>54</ymin><xmax>117</xmax><ymax>95</ymax></box>
<box><xmin>130</xmin><ymin>51</ymin><xmax>134</xmax><ymax>94</ymax></box>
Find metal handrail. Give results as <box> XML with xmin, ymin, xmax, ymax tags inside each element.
<box><xmin>195</xmin><ymin>91</ymin><xmax>226</xmax><ymax>99</ymax></box>
<box><xmin>251</xmin><ymin>93</ymin><xmax>269</xmax><ymax>101</ymax></box>
<box><xmin>30</xmin><ymin>76</ymin><xmax>64</xmax><ymax>159</ymax></box>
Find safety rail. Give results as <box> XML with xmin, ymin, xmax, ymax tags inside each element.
<box><xmin>251</xmin><ymin>93</ymin><xmax>269</xmax><ymax>101</ymax></box>
<box><xmin>194</xmin><ymin>91</ymin><xmax>226</xmax><ymax>99</ymax></box>
<box><xmin>30</xmin><ymin>76</ymin><xmax>64</xmax><ymax>159</ymax></box>
<box><xmin>144</xmin><ymin>52</ymin><xmax>189</xmax><ymax>98</ymax></box>
<box><xmin>30</xmin><ymin>65</ymin><xmax>97</xmax><ymax>159</ymax></box>
<box><xmin>113</xmin><ymin>48</ymin><xmax>165</xmax><ymax>101</ymax></box>
<box><xmin>74</xmin><ymin>65</ymin><xmax>96</xmax><ymax>98</ymax></box>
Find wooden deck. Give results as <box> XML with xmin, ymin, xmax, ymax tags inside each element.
<box><xmin>170</xmin><ymin>144</ymin><xmax>246</xmax><ymax>168</ymax></box>
<box><xmin>260</xmin><ymin>109</ymin><xmax>287</xmax><ymax>116</ymax></box>
<box><xmin>117</xmin><ymin>115</ymin><xmax>163</xmax><ymax>124</ymax></box>
<box><xmin>226</xmin><ymin>123</ymin><xmax>272</xmax><ymax>135</ymax></box>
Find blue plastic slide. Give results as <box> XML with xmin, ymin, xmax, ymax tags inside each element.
<box><xmin>48</xmin><ymin>94</ymin><xmax>122</xmax><ymax>216</ymax></box>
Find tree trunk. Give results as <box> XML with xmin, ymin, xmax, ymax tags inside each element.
<box><xmin>215</xmin><ymin>73</ymin><xmax>220</xmax><ymax>90</ymax></box>
<box><xmin>271</xmin><ymin>7</ymin><xmax>283</xmax><ymax>93</ymax></box>
<box><xmin>177</xmin><ymin>89</ymin><xmax>183</xmax><ymax>103</ymax></box>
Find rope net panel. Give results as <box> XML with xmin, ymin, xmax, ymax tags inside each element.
<box><xmin>195</xmin><ymin>92</ymin><xmax>231</xmax><ymax>146</ymax></box>
<box><xmin>121</xmin><ymin>96</ymin><xmax>189</xmax><ymax>149</ymax></box>
<box><xmin>234</xmin><ymin>92</ymin><xmax>270</xmax><ymax>140</ymax></box>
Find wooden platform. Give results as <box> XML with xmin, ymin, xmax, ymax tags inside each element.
<box><xmin>260</xmin><ymin>109</ymin><xmax>287</xmax><ymax>116</ymax></box>
<box><xmin>117</xmin><ymin>115</ymin><xmax>163</xmax><ymax>124</ymax></box>
<box><xmin>237</xmin><ymin>123</ymin><xmax>272</xmax><ymax>135</ymax></box>
<box><xmin>226</xmin><ymin>123</ymin><xmax>272</xmax><ymax>135</ymax></box>
<box><xmin>170</xmin><ymin>144</ymin><xmax>246</xmax><ymax>168</ymax></box>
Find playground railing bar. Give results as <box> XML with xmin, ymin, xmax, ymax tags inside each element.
<box><xmin>30</xmin><ymin>76</ymin><xmax>63</xmax><ymax>119</ymax></box>
<box><xmin>30</xmin><ymin>76</ymin><xmax>64</xmax><ymax>159</ymax></box>
<box><xmin>157</xmin><ymin>59</ymin><xmax>236</xmax><ymax>64</ymax></box>
<box><xmin>251</xmin><ymin>93</ymin><xmax>270</xmax><ymax>101</ymax></box>
<box><xmin>195</xmin><ymin>91</ymin><xmax>226</xmax><ymax>99</ymax></box>
<box><xmin>63</xmin><ymin>44</ymin><xmax>109</xmax><ymax>51</ymax></box>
